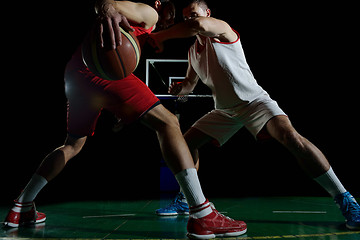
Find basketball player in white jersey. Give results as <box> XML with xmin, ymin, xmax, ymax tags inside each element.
<box><xmin>151</xmin><ymin>0</ymin><xmax>360</xmax><ymax>230</ymax></box>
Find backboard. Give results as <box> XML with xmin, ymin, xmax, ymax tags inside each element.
<box><xmin>145</xmin><ymin>59</ymin><xmax>212</xmax><ymax>99</ymax></box>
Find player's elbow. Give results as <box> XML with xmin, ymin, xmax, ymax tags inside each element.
<box><xmin>187</xmin><ymin>17</ymin><xmax>208</xmax><ymax>34</ymax></box>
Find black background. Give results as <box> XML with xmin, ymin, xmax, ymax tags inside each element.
<box><xmin>1</xmin><ymin>1</ymin><xmax>359</xmax><ymax>204</ymax></box>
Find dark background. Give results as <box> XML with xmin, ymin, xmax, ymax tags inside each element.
<box><xmin>1</xmin><ymin>1</ymin><xmax>359</xmax><ymax>204</ymax></box>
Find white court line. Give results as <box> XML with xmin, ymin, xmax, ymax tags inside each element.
<box><xmin>82</xmin><ymin>213</ymin><xmax>136</xmax><ymax>218</ymax></box>
<box><xmin>273</xmin><ymin>210</ymin><xmax>327</xmax><ymax>214</ymax></box>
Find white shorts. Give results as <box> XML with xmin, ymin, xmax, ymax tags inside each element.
<box><xmin>192</xmin><ymin>94</ymin><xmax>286</xmax><ymax>146</ymax></box>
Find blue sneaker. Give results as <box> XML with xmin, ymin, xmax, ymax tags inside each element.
<box><xmin>156</xmin><ymin>192</ymin><xmax>189</xmax><ymax>216</ymax></box>
<box><xmin>334</xmin><ymin>192</ymin><xmax>360</xmax><ymax>230</ymax></box>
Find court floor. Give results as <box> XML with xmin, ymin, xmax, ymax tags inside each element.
<box><xmin>1</xmin><ymin>197</ymin><xmax>359</xmax><ymax>240</ymax></box>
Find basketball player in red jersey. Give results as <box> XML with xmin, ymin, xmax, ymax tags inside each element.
<box><xmin>151</xmin><ymin>0</ymin><xmax>360</xmax><ymax>231</ymax></box>
<box><xmin>3</xmin><ymin>0</ymin><xmax>248</xmax><ymax>238</ymax></box>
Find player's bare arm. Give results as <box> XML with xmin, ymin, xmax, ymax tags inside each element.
<box><xmin>113</xmin><ymin>1</ymin><xmax>158</xmax><ymax>29</ymax></box>
<box><xmin>151</xmin><ymin>16</ymin><xmax>237</xmax><ymax>51</ymax></box>
<box><xmin>188</xmin><ymin>17</ymin><xmax>238</xmax><ymax>42</ymax></box>
<box><xmin>169</xmin><ymin>62</ymin><xmax>199</xmax><ymax>95</ymax></box>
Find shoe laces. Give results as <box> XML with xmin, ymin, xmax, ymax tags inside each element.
<box><xmin>174</xmin><ymin>192</ymin><xmax>186</xmax><ymax>203</ymax></box>
<box><xmin>336</xmin><ymin>193</ymin><xmax>360</xmax><ymax>221</ymax></box>
<box><xmin>163</xmin><ymin>192</ymin><xmax>186</xmax><ymax>210</ymax></box>
<box><xmin>210</xmin><ymin>202</ymin><xmax>236</xmax><ymax>222</ymax></box>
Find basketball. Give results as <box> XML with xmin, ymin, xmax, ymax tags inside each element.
<box><xmin>81</xmin><ymin>26</ymin><xmax>141</xmax><ymax>80</ymax></box>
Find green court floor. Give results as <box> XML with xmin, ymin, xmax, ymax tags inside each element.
<box><xmin>1</xmin><ymin>197</ymin><xmax>359</xmax><ymax>240</ymax></box>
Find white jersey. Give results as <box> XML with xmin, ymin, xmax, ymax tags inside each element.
<box><xmin>189</xmin><ymin>32</ymin><xmax>267</xmax><ymax>109</ymax></box>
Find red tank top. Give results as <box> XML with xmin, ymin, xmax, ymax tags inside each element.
<box><xmin>131</xmin><ymin>24</ymin><xmax>154</xmax><ymax>48</ymax></box>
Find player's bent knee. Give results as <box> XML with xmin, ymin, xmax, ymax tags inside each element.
<box><xmin>166</xmin><ymin>113</ymin><xmax>180</xmax><ymax>128</ymax></box>
<box><xmin>282</xmin><ymin>130</ymin><xmax>306</xmax><ymax>151</ymax></box>
<box><xmin>143</xmin><ymin>107</ymin><xmax>180</xmax><ymax>131</ymax></box>
<box><xmin>64</xmin><ymin>135</ymin><xmax>87</xmax><ymax>157</ymax></box>
<box><xmin>155</xmin><ymin>114</ymin><xmax>180</xmax><ymax>132</ymax></box>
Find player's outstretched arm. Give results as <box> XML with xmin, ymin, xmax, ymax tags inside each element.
<box><xmin>185</xmin><ymin>17</ymin><xmax>237</xmax><ymax>42</ymax></box>
<box><xmin>150</xmin><ymin>16</ymin><xmax>237</xmax><ymax>51</ymax></box>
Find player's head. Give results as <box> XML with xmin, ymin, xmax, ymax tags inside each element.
<box><xmin>182</xmin><ymin>0</ymin><xmax>211</xmax><ymax>21</ymax></box>
<box><xmin>154</xmin><ymin>0</ymin><xmax>175</xmax><ymax>30</ymax></box>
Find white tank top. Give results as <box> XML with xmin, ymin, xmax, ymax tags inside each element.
<box><xmin>189</xmin><ymin>32</ymin><xmax>267</xmax><ymax>109</ymax></box>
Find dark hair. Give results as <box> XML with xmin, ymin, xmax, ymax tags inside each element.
<box><xmin>182</xmin><ymin>0</ymin><xmax>209</xmax><ymax>10</ymax></box>
<box><xmin>141</xmin><ymin>0</ymin><xmax>174</xmax><ymax>8</ymax></box>
<box><xmin>160</xmin><ymin>0</ymin><xmax>175</xmax><ymax>10</ymax></box>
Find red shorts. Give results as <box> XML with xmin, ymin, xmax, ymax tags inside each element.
<box><xmin>64</xmin><ymin>48</ymin><xmax>159</xmax><ymax>137</ymax></box>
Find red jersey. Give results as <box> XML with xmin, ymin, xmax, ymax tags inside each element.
<box><xmin>132</xmin><ymin>24</ymin><xmax>154</xmax><ymax>48</ymax></box>
<box><xmin>64</xmin><ymin>24</ymin><xmax>159</xmax><ymax>137</ymax></box>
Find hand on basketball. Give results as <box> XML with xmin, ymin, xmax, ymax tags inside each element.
<box><xmin>97</xmin><ymin>3</ymin><xmax>134</xmax><ymax>49</ymax></box>
<box><xmin>169</xmin><ymin>82</ymin><xmax>183</xmax><ymax>95</ymax></box>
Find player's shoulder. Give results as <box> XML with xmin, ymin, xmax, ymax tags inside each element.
<box><xmin>115</xmin><ymin>1</ymin><xmax>158</xmax><ymax>29</ymax></box>
<box><xmin>136</xmin><ymin>3</ymin><xmax>158</xmax><ymax>29</ymax></box>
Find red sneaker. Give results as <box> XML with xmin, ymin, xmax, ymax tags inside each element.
<box><xmin>3</xmin><ymin>201</ymin><xmax>46</xmax><ymax>228</ymax></box>
<box><xmin>187</xmin><ymin>200</ymin><xmax>247</xmax><ymax>239</ymax></box>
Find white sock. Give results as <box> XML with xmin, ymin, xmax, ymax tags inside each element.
<box><xmin>314</xmin><ymin>167</ymin><xmax>347</xmax><ymax>198</ymax></box>
<box><xmin>11</xmin><ymin>202</ymin><xmax>34</xmax><ymax>213</ymax></box>
<box><xmin>175</xmin><ymin>168</ymin><xmax>212</xmax><ymax>218</ymax></box>
<box><xmin>17</xmin><ymin>174</ymin><xmax>48</xmax><ymax>203</ymax></box>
